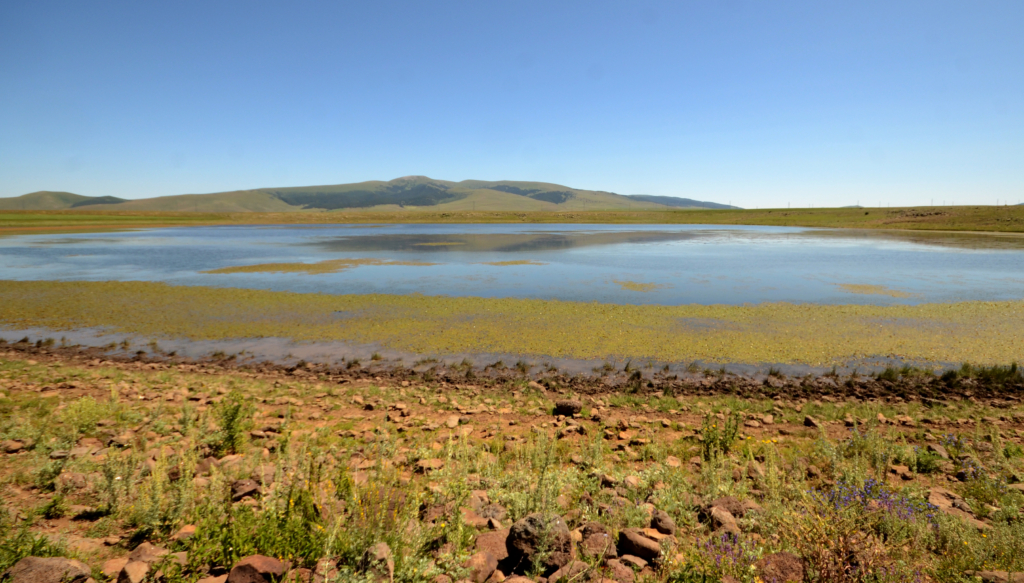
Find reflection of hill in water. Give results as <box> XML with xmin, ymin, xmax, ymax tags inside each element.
<box><xmin>798</xmin><ymin>229</ymin><xmax>1024</xmax><ymax>251</ymax></box>
<box><xmin>307</xmin><ymin>231</ymin><xmax>701</xmax><ymax>253</ymax></box>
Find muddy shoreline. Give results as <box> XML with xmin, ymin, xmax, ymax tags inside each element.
<box><xmin>2</xmin><ymin>335</ymin><xmax>1020</xmax><ymax>406</ymax></box>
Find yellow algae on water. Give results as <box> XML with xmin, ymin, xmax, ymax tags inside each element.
<box><xmin>614</xmin><ymin>280</ymin><xmax>666</xmax><ymax>292</ymax></box>
<box><xmin>2</xmin><ymin>279</ymin><xmax>1023</xmax><ymax>366</ymax></box>
<box><xmin>837</xmin><ymin>284</ymin><xmax>915</xmax><ymax>298</ymax></box>
<box><xmin>202</xmin><ymin>258</ymin><xmax>437</xmax><ymax>275</ymax></box>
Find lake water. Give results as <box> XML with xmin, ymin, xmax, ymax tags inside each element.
<box><xmin>2</xmin><ymin>223</ymin><xmax>1024</xmax><ymax>306</ymax></box>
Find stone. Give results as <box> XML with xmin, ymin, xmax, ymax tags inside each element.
<box><xmin>580</xmin><ymin>533</ymin><xmax>617</xmax><ymax>559</ymax></box>
<box><xmin>171</xmin><ymin>524</ymin><xmax>197</xmax><ymax>541</ymax></box>
<box><xmin>197</xmin><ymin>576</ymin><xmax>229</xmax><ymax>583</ymax></box>
<box><xmin>927</xmin><ymin>444</ymin><xmax>950</xmax><ymax>460</ymax></box>
<box><xmin>1</xmin><ymin>440</ymin><xmax>26</xmax><ymax>454</ymax></box>
<box><xmin>102</xmin><ymin>558</ymin><xmax>129</xmax><ymax>580</ymax></box>
<box><xmin>464</xmin><ymin>551</ymin><xmax>498</xmax><ymax>583</ymax></box>
<box><xmin>2</xmin><ymin>556</ymin><xmax>92</xmax><ymax>583</ymax></box>
<box><xmin>553</xmin><ymin>400</ymin><xmax>583</xmax><ymax>417</ymax></box>
<box><xmin>889</xmin><ymin>465</ymin><xmax>914</xmax><ymax>481</ymax></box>
<box><xmin>362</xmin><ymin>542</ymin><xmax>394</xmax><ymax>583</ymax></box>
<box><xmin>803</xmin><ymin>415</ymin><xmax>822</xmax><ymax>429</ymax></box>
<box><xmin>228</xmin><ymin>555</ymin><xmax>287</xmax><ymax>583</ymax></box>
<box><xmin>118</xmin><ymin>561</ymin><xmax>149</xmax><ymax>583</ymax></box>
<box><xmin>446</xmin><ymin>415</ymin><xmax>461</xmax><ymax>429</ymax></box>
<box><xmin>664</xmin><ymin>456</ymin><xmax>681</xmax><ymax>468</ymax></box>
<box><xmin>506</xmin><ymin>513</ymin><xmax>573</xmax><ymax>573</ymax></box>
<box><xmin>475</xmin><ymin>529</ymin><xmax>511</xmax><ymax>562</ymax></box>
<box><xmin>707</xmin><ymin>496</ymin><xmax>761</xmax><ymax>518</ymax></box>
<box><xmin>128</xmin><ymin>542</ymin><xmax>169</xmax><ymax>564</ymax></box>
<box><xmin>619</xmin><ymin>555</ymin><xmax>648</xmax><ymax>570</ymax></box>
<box><xmin>416</xmin><ymin>458</ymin><xmax>445</xmax><ymax>473</ymax></box>
<box><xmin>616</xmin><ymin>529</ymin><xmax>661</xmax><ymax>561</ymax></box>
<box><xmin>755</xmin><ymin>552</ymin><xmax>804</xmax><ymax>583</ymax></box>
<box><xmin>231</xmin><ymin>479</ymin><xmax>261</xmax><ymax>502</ymax></box>
<box><xmin>706</xmin><ymin>506</ymin><xmax>741</xmax><ymax>535</ymax></box>
<box><xmin>603</xmin><ymin>559</ymin><xmax>635</xmax><ymax>583</ymax></box>
<box><xmin>548</xmin><ymin>560</ymin><xmax>588</xmax><ymax>583</ymax></box>
<box><xmin>650</xmin><ymin>509</ymin><xmax>677</xmax><ymax>535</ymax></box>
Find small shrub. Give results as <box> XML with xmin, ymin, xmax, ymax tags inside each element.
<box><xmin>209</xmin><ymin>391</ymin><xmax>254</xmax><ymax>456</ymax></box>
<box><xmin>700</xmin><ymin>413</ymin><xmax>740</xmax><ymax>461</ymax></box>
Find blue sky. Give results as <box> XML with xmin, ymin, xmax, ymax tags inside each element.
<box><xmin>1</xmin><ymin>1</ymin><xmax>1021</xmax><ymax>207</ymax></box>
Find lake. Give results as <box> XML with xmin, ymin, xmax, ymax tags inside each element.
<box><xmin>2</xmin><ymin>223</ymin><xmax>1023</xmax><ymax>306</ymax></box>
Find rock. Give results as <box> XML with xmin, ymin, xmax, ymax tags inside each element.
<box><xmin>707</xmin><ymin>496</ymin><xmax>761</xmax><ymax>518</ymax></box>
<box><xmin>1</xmin><ymin>556</ymin><xmax>92</xmax><ymax>583</ymax></box>
<box><xmin>231</xmin><ymin>479</ymin><xmax>261</xmax><ymax>502</ymax></box>
<box><xmin>927</xmin><ymin>444</ymin><xmax>950</xmax><ymax>460</ymax></box>
<box><xmin>464</xmin><ymin>552</ymin><xmax>498</xmax><ymax>583</ymax></box>
<box><xmin>603</xmin><ymin>559</ymin><xmax>635</xmax><ymax>583</ymax></box>
<box><xmin>619</xmin><ymin>555</ymin><xmax>648</xmax><ymax>570</ymax></box>
<box><xmin>664</xmin><ymin>456</ymin><xmax>681</xmax><ymax>468</ymax></box>
<box><xmin>362</xmin><ymin>542</ymin><xmax>394</xmax><ymax>583</ymax></box>
<box><xmin>889</xmin><ymin>465</ymin><xmax>914</xmax><ymax>481</ymax></box>
<box><xmin>650</xmin><ymin>509</ymin><xmax>677</xmax><ymax>535</ymax></box>
<box><xmin>622</xmin><ymin>476</ymin><xmax>641</xmax><ymax>489</ymax></box>
<box><xmin>1</xmin><ymin>440</ymin><xmax>26</xmax><ymax>454</ymax></box>
<box><xmin>128</xmin><ymin>542</ymin><xmax>169</xmax><ymax>564</ymax></box>
<box><xmin>118</xmin><ymin>561</ymin><xmax>149</xmax><ymax>583</ymax></box>
<box><xmin>171</xmin><ymin>524</ymin><xmax>197</xmax><ymax>541</ymax></box>
<box><xmin>548</xmin><ymin>560</ymin><xmax>588</xmax><ymax>583</ymax></box>
<box><xmin>416</xmin><ymin>458</ymin><xmax>445</xmax><ymax>473</ymax></box>
<box><xmin>803</xmin><ymin>415</ymin><xmax>822</xmax><ymax>429</ymax></box>
<box><xmin>553</xmin><ymin>400</ymin><xmax>582</xmax><ymax>417</ymax></box>
<box><xmin>197</xmin><ymin>576</ymin><xmax>229</xmax><ymax>583</ymax></box>
<box><xmin>580</xmin><ymin>533</ymin><xmax>617</xmax><ymax>559</ymax></box>
<box><xmin>705</xmin><ymin>506</ymin><xmax>741</xmax><ymax>535</ymax></box>
<box><xmin>102</xmin><ymin>558</ymin><xmax>129</xmax><ymax>580</ymax></box>
<box><xmin>755</xmin><ymin>552</ymin><xmax>804</xmax><ymax>583</ymax></box>
<box><xmin>446</xmin><ymin>415</ymin><xmax>461</xmax><ymax>429</ymax></box>
<box><xmin>506</xmin><ymin>513</ymin><xmax>572</xmax><ymax>573</ymax></box>
<box><xmin>228</xmin><ymin>555</ymin><xmax>287</xmax><ymax>583</ymax></box>
<box><xmin>475</xmin><ymin>529</ymin><xmax>511</xmax><ymax>562</ymax></box>
<box><xmin>617</xmin><ymin>529</ymin><xmax>661</xmax><ymax>561</ymax></box>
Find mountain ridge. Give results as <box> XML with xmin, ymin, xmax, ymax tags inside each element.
<box><xmin>0</xmin><ymin>177</ymin><xmax>741</xmax><ymax>212</ymax></box>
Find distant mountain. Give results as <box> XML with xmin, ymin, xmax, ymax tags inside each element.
<box><xmin>0</xmin><ymin>177</ymin><xmax>739</xmax><ymax>212</ymax></box>
<box><xmin>625</xmin><ymin>195</ymin><xmax>739</xmax><ymax>210</ymax></box>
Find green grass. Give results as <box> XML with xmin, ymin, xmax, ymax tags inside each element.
<box><xmin>3</xmin><ymin>203</ymin><xmax>1024</xmax><ymax>236</ymax></box>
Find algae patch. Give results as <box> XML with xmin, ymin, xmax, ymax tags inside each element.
<box><xmin>614</xmin><ymin>280</ymin><xmax>667</xmax><ymax>292</ymax></box>
<box><xmin>3</xmin><ymin>280</ymin><xmax>1022</xmax><ymax>366</ymax></box>
<box><xmin>837</xmin><ymin>284</ymin><xmax>915</xmax><ymax>298</ymax></box>
<box><xmin>202</xmin><ymin>258</ymin><xmax>438</xmax><ymax>275</ymax></box>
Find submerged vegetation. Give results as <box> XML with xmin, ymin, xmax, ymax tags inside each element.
<box><xmin>2</xmin><ymin>280</ymin><xmax>1024</xmax><ymax>366</ymax></box>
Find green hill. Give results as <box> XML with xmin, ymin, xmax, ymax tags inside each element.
<box><xmin>0</xmin><ymin>177</ymin><xmax>740</xmax><ymax>212</ymax></box>
<box><xmin>626</xmin><ymin>194</ymin><xmax>739</xmax><ymax>209</ymax></box>
<box><xmin>0</xmin><ymin>191</ymin><xmax>93</xmax><ymax>210</ymax></box>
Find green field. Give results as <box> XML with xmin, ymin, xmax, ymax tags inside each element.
<box><xmin>2</xmin><ymin>204</ymin><xmax>1024</xmax><ymax>237</ymax></box>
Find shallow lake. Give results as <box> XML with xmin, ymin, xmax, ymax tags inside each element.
<box><xmin>2</xmin><ymin>223</ymin><xmax>1024</xmax><ymax>305</ymax></box>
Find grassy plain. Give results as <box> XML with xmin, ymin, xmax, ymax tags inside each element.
<box><xmin>2</xmin><ymin>204</ymin><xmax>1024</xmax><ymax>236</ymax></box>
<box><xmin>2</xmin><ymin>349</ymin><xmax>1024</xmax><ymax>582</ymax></box>
<box><xmin>1</xmin><ymin>280</ymin><xmax>1022</xmax><ymax>367</ymax></box>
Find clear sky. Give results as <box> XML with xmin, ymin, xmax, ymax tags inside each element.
<box><xmin>1</xmin><ymin>1</ymin><xmax>1022</xmax><ymax>208</ymax></box>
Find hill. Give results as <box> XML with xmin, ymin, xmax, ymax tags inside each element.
<box><xmin>0</xmin><ymin>177</ymin><xmax>738</xmax><ymax>212</ymax></box>
<box><xmin>625</xmin><ymin>194</ymin><xmax>739</xmax><ymax>209</ymax></box>
<box><xmin>0</xmin><ymin>191</ymin><xmax>93</xmax><ymax>210</ymax></box>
